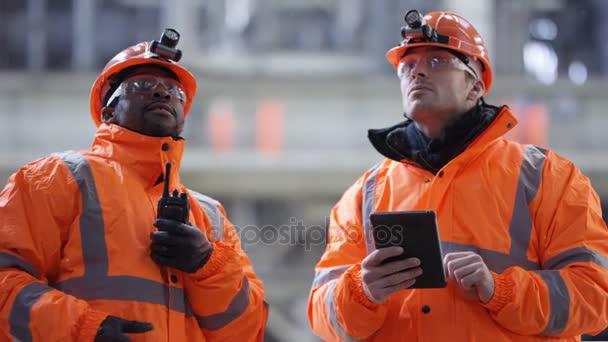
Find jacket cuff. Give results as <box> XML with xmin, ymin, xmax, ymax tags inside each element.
<box><xmin>194</xmin><ymin>241</ymin><xmax>239</xmax><ymax>280</ymax></box>
<box><xmin>75</xmin><ymin>308</ymin><xmax>109</xmax><ymax>342</ymax></box>
<box><xmin>342</xmin><ymin>264</ymin><xmax>382</xmax><ymax>311</ymax></box>
<box><xmin>482</xmin><ymin>271</ymin><xmax>514</xmax><ymax>312</ymax></box>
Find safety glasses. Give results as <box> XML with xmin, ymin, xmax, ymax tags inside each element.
<box><xmin>106</xmin><ymin>75</ymin><xmax>187</xmax><ymax>106</ymax></box>
<box><xmin>397</xmin><ymin>53</ymin><xmax>479</xmax><ymax>80</ymax></box>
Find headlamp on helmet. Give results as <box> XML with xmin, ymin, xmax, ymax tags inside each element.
<box><xmin>400</xmin><ymin>10</ymin><xmax>474</xmax><ymax>70</ymax></box>
<box><xmin>400</xmin><ymin>10</ymin><xmax>449</xmax><ymax>46</ymax></box>
<box><xmin>386</xmin><ymin>10</ymin><xmax>494</xmax><ymax>94</ymax></box>
<box><xmin>150</xmin><ymin>28</ymin><xmax>183</xmax><ymax>62</ymax></box>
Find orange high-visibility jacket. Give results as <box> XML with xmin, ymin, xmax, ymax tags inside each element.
<box><xmin>0</xmin><ymin>124</ymin><xmax>267</xmax><ymax>341</ymax></box>
<box><xmin>308</xmin><ymin>107</ymin><xmax>608</xmax><ymax>341</ymax></box>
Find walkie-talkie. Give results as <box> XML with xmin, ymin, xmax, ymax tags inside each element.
<box><xmin>157</xmin><ymin>162</ymin><xmax>189</xmax><ymax>223</ymax></box>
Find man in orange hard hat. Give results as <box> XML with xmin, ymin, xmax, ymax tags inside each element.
<box><xmin>308</xmin><ymin>10</ymin><xmax>608</xmax><ymax>341</ymax></box>
<box><xmin>0</xmin><ymin>29</ymin><xmax>267</xmax><ymax>341</ymax></box>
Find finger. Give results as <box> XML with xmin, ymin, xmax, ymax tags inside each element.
<box><xmin>119</xmin><ymin>319</ymin><xmax>154</xmax><ymax>334</ymax></box>
<box><xmin>377</xmin><ymin>278</ymin><xmax>417</xmax><ymax>298</ymax></box>
<box><xmin>150</xmin><ymin>231</ymin><xmax>182</xmax><ymax>245</ymax></box>
<box><xmin>459</xmin><ymin>268</ymin><xmax>485</xmax><ymax>289</ymax></box>
<box><xmin>150</xmin><ymin>244</ymin><xmax>176</xmax><ymax>257</ymax></box>
<box><xmin>363</xmin><ymin>247</ymin><xmax>403</xmax><ymax>268</ymax></box>
<box><xmin>445</xmin><ymin>254</ymin><xmax>480</xmax><ymax>279</ymax></box>
<box><xmin>447</xmin><ymin>259</ymin><xmax>471</xmax><ymax>281</ymax></box>
<box><xmin>362</xmin><ymin>263</ymin><xmax>395</xmax><ymax>285</ymax></box>
<box><xmin>444</xmin><ymin>256</ymin><xmax>461</xmax><ymax>280</ymax></box>
<box><xmin>452</xmin><ymin>262</ymin><xmax>481</xmax><ymax>283</ymax></box>
<box><xmin>154</xmin><ymin>219</ymin><xmax>192</xmax><ymax>236</ymax></box>
<box><xmin>377</xmin><ymin>257</ymin><xmax>421</xmax><ymax>277</ymax></box>
<box><xmin>150</xmin><ymin>231</ymin><xmax>189</xmax><ymax>246</ymax></box>
<box><xmin>379</xmin><ymin>267</ymin><xmax>423</xmax><ymax>288</ymax></box>
<box><xmin>150</xmin><ymin>252</ymin><xmax>174</xmax><ymax>267</ymax></box>
<box><xmin>443</xmin><ymin>252</ymin><xmax>475</xmax><ymax>265</ymax></box>
<box><xmin>361</xmin><ymin>267</ymin><xmax>382</xmax><ymax>286</ymax></box>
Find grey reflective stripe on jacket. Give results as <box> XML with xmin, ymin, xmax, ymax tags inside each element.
<box><xmin>189</xmin><ymin>190</ymin><xmax>224</xmax><ymax>241</ymax></box>
<box><xmin>362</xmin><ymin>163</ymin><xmax>382</xmax><ymax>255</ymax></box>
<box><xmin>326</xmin><ymin>280</ymin><xmax>365</xmax><ymax>342</ymax></box>
<box><xmin>362</xmin><ymin>146</ymin><xmax>547</xmax><ymax>272</ymax></box>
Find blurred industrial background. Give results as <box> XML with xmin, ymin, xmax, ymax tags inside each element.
<box><xmin>1</xmin><ymin>0</ymin><xmax>608</xmax><ymax>340</ymax></box>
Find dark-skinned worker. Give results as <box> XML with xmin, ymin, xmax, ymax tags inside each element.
<box><xmin>0</xmin><ymin>29</ymin><xmax>267</xmax><ymax>341</ymax></box>
<box><xmin>308</xmin><ymin>10</ymin><xmax>608</xmax><ymax>341</ymax></box>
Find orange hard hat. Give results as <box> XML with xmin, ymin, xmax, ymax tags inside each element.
<box><xmin>386</xmin><ymin>11</ymin><xmax>493</xmax><ymax>94</ymax></box>
<box><xmin>89</xmin><ymin>41</ymin><xmax>197</xmax><ymax>126</ymax></box>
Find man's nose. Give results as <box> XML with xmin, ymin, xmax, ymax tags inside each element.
<box><xmin>409</xmin><ymin>58</ymin><xmax>429</xmax><ymax>79</ymax></box>
<box><xmin>151</xmin><ymin>83</ymin><xmax>171</xmax><ymax>101</ymax></box>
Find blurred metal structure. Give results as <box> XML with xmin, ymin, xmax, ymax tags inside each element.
<box><xmin>1</xmin><ymin>0</ymin><xmax>608</xmax><ymax>340</ymax></box>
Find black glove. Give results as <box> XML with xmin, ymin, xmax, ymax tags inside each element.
<box><xmin>95</xmin><ymin>315</ymin><xmax>153</xmax><ymax>342</ymax></box>
<box><xmin>150</xmin><ymin>218</ymin><xmax>213</xmax><ymax>273</ymax></box>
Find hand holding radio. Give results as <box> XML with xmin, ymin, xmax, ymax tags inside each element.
<box><xmin>151</xmin><ymin>162</ymin><xmax>213</xmax><ymax>273</ymax></box>
<box><xmin>150</xmin><ymin>218</ymin><xmax>213</xmax><ymax>273</ymax></box>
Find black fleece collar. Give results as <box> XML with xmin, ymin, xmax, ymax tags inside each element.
<box><xmin>367</xmin><ymin>103</ymin><xmax>504</xmax><ymax>174</ymax></box>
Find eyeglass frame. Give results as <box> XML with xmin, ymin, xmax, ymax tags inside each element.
<box><xmin>105</xmin><ymin>74</ymin><xmax>187</xmax><ymax>107</ymax></box>
<box><xmin>397</xmin><ymin>52</ymin><xmax>479</xmax><ymax>80</ymax></box>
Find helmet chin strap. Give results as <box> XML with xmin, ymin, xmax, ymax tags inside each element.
<box><xmin>105</xmin><ymin>89</ymin><xmax>122</xmax><ymax>108</ymax></box>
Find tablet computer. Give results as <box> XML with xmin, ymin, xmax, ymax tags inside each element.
<box><xmin>370</xmin><ymin>210</ymin><xmax>447</xmax><ymax>288</ymax></box>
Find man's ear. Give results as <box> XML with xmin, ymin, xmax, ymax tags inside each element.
<box><xmin>101</xmin><ymin>106</ymin><xmax>116</xmax><ymax>123</ymax></box>
<box><xmin>467</xmin><ymin>79</ymin><xmax>485</xmax><ymax>102</ymax></box>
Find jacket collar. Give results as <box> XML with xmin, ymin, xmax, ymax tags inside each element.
<box><xmin>368</xmin><ymin>104</ymin><xmax>518</xmax><ymax>171</ymax></box>
<box><xmin>90</xmin><ymin>123</ymin><xmax>185</xmax><ymax>188</ymax></box>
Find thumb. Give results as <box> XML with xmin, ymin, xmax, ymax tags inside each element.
<box><xmin>118</xmin><ymin>318</ymin><xmax>154</xmax><ymax>334</ymax></box>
